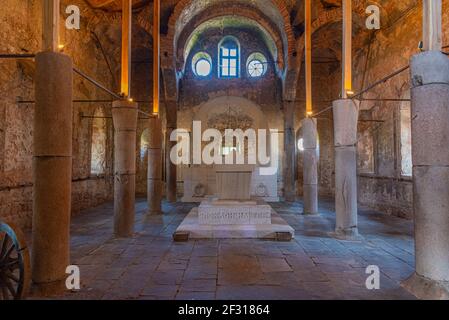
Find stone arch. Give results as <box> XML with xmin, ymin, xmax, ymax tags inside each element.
<box><xmin>179</xmin><ymin>14</ymin><xmax>283</xmax><ymax>77</ymax></box>
<box><xmin>165</xmin><ymin>0</ymin><xmax>294</xmax><ymax>72</ymax></box>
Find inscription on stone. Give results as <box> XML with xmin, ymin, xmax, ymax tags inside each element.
<box><xmin>198</xmin><ymin>203</ymin><xmax>272</xmax><ymax>225</ymax></box>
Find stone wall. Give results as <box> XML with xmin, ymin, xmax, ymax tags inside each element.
<box><xmin>295</xmin><ymin>2</ymin><xmax>449</xmax><ymax>219</ymax></box>
<box><xmin>0</xmin><ymin>0</ymin><xmax>120</xmax><ymax>229</ymax></box>
<box><xmin>351</xmin><ymin>3</ymin><xmax>449</xmax><ymax>219</ymax></box>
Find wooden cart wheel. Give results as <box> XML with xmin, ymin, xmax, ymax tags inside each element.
<box><xmin>0</xmin><ymin>222</ymin><xmax>31</xmax><ymax>300</ymax></box>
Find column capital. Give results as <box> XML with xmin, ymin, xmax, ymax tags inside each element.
<box><xmin>411</xmin><ymin>51</ymin><xmax>449</xmax><ymax>87</ymax></box>
<box><xmin>333</xmin><ymin>99</ymin><xmax>359</xmax><ymax>147</ymax></box>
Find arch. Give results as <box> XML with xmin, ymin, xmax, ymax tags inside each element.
<box><xmin>166</xmin><ymin>0</ymin><xmax>294</xmax><ymax>73</ymax></box>
<box><xmin>90</xmin><ymin>107</ymin><xmax>107</xmax><ymax>175</ymax></box>
<box><xmin>218</xmin><ymin>36</ymin><xmax>240</xmax><ymax>78</ymax></box>
<box><xmin>179</xmin><ymin>14</ymin><xmax>283</xmax><ymax>75</ymax></box>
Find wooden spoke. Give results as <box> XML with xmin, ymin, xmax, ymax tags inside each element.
<box><xmin>3</xmin><ymin>259</ymin><xmax>20</xmax><ymax>269</ymax></box>
<box><xmin>0</xmin><ymin>273</ymin><xmax>15</xmax><ymax>299</ymax></box>
<box><xmin>0</xmin><ymin>233</ymin><xmax>10</xmax><ymax>259</ymax></box>
<box><xmin>1</xmin><ymin>282</ymin><xmax>9</xmax><ymax>300</ymax></box>
<box><xmin>2</xmin><ymin>244</ymin><xmax>15</xmax><ymax>262</ymax></box>
<box><xmin>5</xmin><ymin>269</ymin><xmax>20</xmax><ymax>283</ymax></box>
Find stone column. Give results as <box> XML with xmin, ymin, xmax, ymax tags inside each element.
<box><xmin>283</xmin><ymin>100</ymin><xmax>296</xmax><ymax>201</ymax></box>
<box><xmin>332</xmin><ymin>99</ymin><xmax>360</xmax><ymax>240</ymax></box>
<box><xmin>148</xmin><ymin>116</ymin><xmax>163</xmax><ymax>215</ymax></box>
<box><xmin>402</xmin><ymin>51</ymin><xmax>449</xmax><ymax>299</ymax></box>
<box><xmin>301</xmin><ymin>117</ymin><xmax>318</xmax><ymax>214</ymax></box>
<box><xmin>32</xmin><ymin>51</ymin><xmax>72</xmax><ymax>295</ymax></box>
<box><xmin>112</xmin><ymin>100</ymin><xmax>138</xmax><ymax>237</ymax></box>
<box><xmin>165</xmin><ymin>101</ymin><xmax>177</xmax><ymax>203</ymax></box>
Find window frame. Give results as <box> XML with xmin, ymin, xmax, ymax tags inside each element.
<box><xmin>218</xmin><ymin>37</ymin><xmax>240</xmax><ymax>78</ymax></box>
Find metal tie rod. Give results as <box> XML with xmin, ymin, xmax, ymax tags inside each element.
<box><xmin>73</xmin><ymin>67</ymin><xmax>122</xmax><ymax>100</ymax></box>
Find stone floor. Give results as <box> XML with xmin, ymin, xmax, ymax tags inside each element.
<box><xmin>47</xmin><ymin>198</ymin><xmax>417</xmax><ymax>300</ymax></box>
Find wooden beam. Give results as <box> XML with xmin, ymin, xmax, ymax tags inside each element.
<box><xmin>305</xmin><ymin>0</ymin><xmax>312</xmax><ymax>116</ymax></box>
<box><xmin>153</xmin><ymin>0</ymin><xmax>160</xmax><ymax>114</ymax></box>
<box><xmin>42</xmin><ymin>0</ymin><xmax>60</xmax><ymax>52</ymax></box>
<box><xmin>342</xmin><ymin>0</ymin><xmax>352</xmax><ymax>98</ymax></box>
<box><xmin>423</xmin><ymin>0</ymin><xmax>442</xmax><ymax>51</ymax></box>
<box><xmin>121</xmin><ymin>0</ymin><xmax>132</xmax><ymax>97</ymax></box>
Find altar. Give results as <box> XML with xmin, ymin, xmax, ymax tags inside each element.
<box><xmin>181</xmin><ymin>165</ymin><xmax>280</xmax><ymax>202</ymax></box>
<box><xmin>174</xmin><ymin>165</ymin><xmax>294</xmax><ymax>241</ymax></box>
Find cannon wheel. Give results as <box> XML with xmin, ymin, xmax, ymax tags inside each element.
<box><xmin>0</xmin><ymin>222</ymin><xmax>31</xmax><ymax>300</ymax></box>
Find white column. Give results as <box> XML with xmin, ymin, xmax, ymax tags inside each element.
<box><xmin>301</xmin><ymin>118</ymin><xmax>318</xmax><ymax>214</ymax></box>
<box><xmin>332</xmin><ymin>99</ymin><xmax>360</xmax><ymax>240</ymax></box>
<box><xmin>112</xmin><ymin>101</ymin><xmax>138</xmax><ymax>237</ymax></box>
<box><xmin>402</xmin><ymin>51</ymin><xmax>449</xmax><ymax>299</ymax></box>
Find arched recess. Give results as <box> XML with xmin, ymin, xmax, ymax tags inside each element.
<box><xmin>90</xmin><ymin>107</ymin><xmax>107</xmax><ymax>175</ymax></box>
<box><xmin>166</xmin><ymin>0</ymin><xmax>294</xmax><ymax>79</ymax></box>
<box><xmin>399</xmin><ymin>89</ymin><xmax>412</xmax><ymax>177</ymax></box>
<box><xmin>190</xmin><ymin>96</ymin><xmax>273</xmax><ymax>167</ymax></box>
<box><xmin>180</xmin><ymin>16</ymin><xmax>280</xmax><ymax>77</ymax></box>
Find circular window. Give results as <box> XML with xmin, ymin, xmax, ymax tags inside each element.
<box><xmin>248</xmin><ymin>60</ymin><xmax>264</xmax><ymax>77</ymax></box>
<box><xmin>195</xmin><ymin>59</ymin><xmax>211</xmax><ymax>77</ymax></box>
<box><xmin>247</xmin><ymin>52</ymin><xmax>267</xmax><ymax>78</ymax></box>
<box><xmin>192</xmin><ymin>52</ymin><xmax>212</xmax><ymax>77</ymax></box>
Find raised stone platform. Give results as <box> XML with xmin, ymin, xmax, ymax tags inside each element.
<box><xmin>175</xmin><ymin>207</ymin><xmax>295</xmax><ymax>240</ymax></box>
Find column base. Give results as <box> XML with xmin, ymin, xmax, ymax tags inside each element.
<box><xmin>31</xmin><ymin>279</ymin><xmax>66</xmax><ymax>297</ymax></box>
<box><xmin>402</xmin><ymin>273</ymin><xmax>449</xmax><ymax>300</ymax></box>
<box><xmin>330</xmin><ymin>227</ymin><xmax>363</xmax><ymax>241</ymax></box>
<box><xmin>303</xmin><ymin>184</ymin><xmax>318</xmax><ymax>215</ymax></box>
<box><xmin>146</xmin><ymin>210</ymin><xmax>163</xmax><ymax>216</ymax></box>
<box><xmin>283</xmin><ymin>195</ymin><xmax>296</xmax><ymax>202</ymax></box>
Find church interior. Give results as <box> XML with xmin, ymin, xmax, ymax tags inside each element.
<box><xmin>0</xmin><ymin>0</ymin><xmax>448</xmax><ymax>301</ymax></box>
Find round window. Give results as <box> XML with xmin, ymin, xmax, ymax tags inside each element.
<box><xmin>246</xmin><ymin>52</ymin><xmax>268</xmax><ymax>78</ymax></box>
<box><xmin>195</xmin><ymin>58</ymin><xmax>212</xmax><ymax>77</ymax></box>
<box><xmin>192</xmin><ymin>52</ymin><xmax>212</xmax><ymax>77</ymax></box>
<box><xmin>248</xmin><ymin>59</ymin><xmax>265</xmax><ymax>77</ymax></box>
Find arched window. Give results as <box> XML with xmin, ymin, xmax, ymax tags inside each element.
<box><xmin>192</xmin><ymin>52</ymin><xmax>212</xmax><ymax>77</ymax></box>
<box><xmin>400</xmin><ymin>94</ymin><xmax>412</xmax><ymax>177</ymax></box>
<box><xmin>247</xmin><ymin>52</ymin><xmax>268</xmax><ymax>78</ymax></box>
<box><xmin>90</xmin><ymin>108</ymin><xmax>107</xmax><ymax>175</ymax></box>
<box><xmin>219</xmin><ymin>37</ymin><xmax>240</xmax><ymax>78</ymax></box>
<box><xmin>140</xmin><ymin>129</ymin><xmax>150</xmax><ymax>161</ymax></box>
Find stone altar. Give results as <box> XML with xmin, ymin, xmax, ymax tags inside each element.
<box><xmin>181</xmin><ymin>165</ymin><xmax>279</xmax><ymax>202</ymax></box>
<box><xmin>175</xmin><ymin>165</ymin><xmax>294</xmax><ymax>240</ymax></box>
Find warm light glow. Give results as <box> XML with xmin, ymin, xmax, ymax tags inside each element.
<box><xmin>58</xmin><ymin>44</ymin><xmax>65</xmax><ymax>50</ymax></box>
<box><xmin>307</xmin><ymin>111</ymin><xmax>313</xmax><ymax>117</ymax></box>
<box><xmin>128</xmin><ymin>98</ymin><xmax>134</xmax><ymax>102</ymax></box>
<box><xmin>342</xmin><ymin>0</ymin><xmax>352</xmax><ymax>98</ymax></box>
<box><xmin>153</xmin><ymin>0</ymin><xmax>160</xmax><ymax>114</ymax></box>
<box><xmin>305</xmin><ymin>0</ymin><xmax>313</xmax><ymax>115</ymax></box>
<box><xmin>346</xmin><ymin>90</ymin><xmax>355</xmax><ymax>96</ymax></box>
<box><xmin>121</xmin><ymin>0</ymin><xmax>132</xmax><ymax>98</ymax></box>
